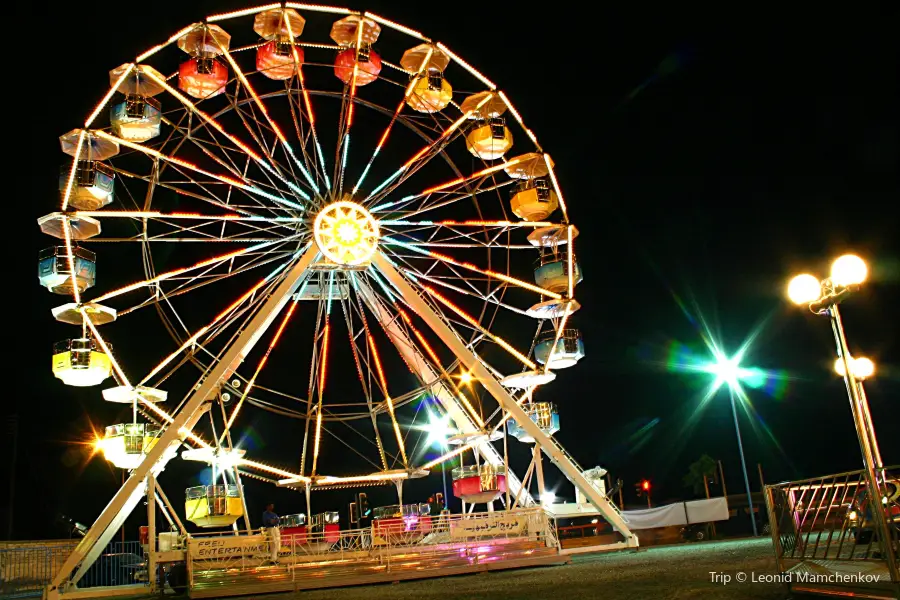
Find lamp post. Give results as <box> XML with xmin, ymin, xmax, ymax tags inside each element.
<box><xmin>702</xmin><ymin>354</ymin><xmax>758</xmax><ymax>537</ymax></box>
<box><xmin>787</xmin><ymin>254</ymin><xmax>896</xmax><ymax>578</ymax></box>
<box><xmin>420</xmin><ymin>410</ymin><xmax>455</xmax><ymax>508</ymax></box>
<box><xmin>833</xmin><ymin>356</ymin><xmax>882</xmax><ymax>469</ymax></box>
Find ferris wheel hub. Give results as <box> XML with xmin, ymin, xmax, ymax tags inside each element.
<box><xmin>313</xmin><ymin>200</ymin><xmax>379</xmax><ymax>267</ymax></box>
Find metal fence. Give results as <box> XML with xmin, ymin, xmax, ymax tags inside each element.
<box><xmin>0</xmin><ymin>540</ymin><xmax>144</xmax><ymax>597</ymax></box>
<box><xmin>765</xmin><ymin>466</ymin><xmax>899</xmax><ymax>594</ymax></box>
<box><xmin>78</xmin><ymin>541</ymin><xmax>146</xmax><ymax>589</ymax></box>
<box><xmin>1</xmin><ymin>546</ymin><xmax>53</xmax><ymax>599</ymax></box>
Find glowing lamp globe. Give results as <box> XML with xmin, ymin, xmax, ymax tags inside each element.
<box><xmin>787</xmin><ymin>274</ymin><xmax>821</xmax><ymax>305</ymax></box>
<box><xmin>834</xmin><ymin>356</ymin><xmax>875</xmax><ymax>380</ymax></box>
<box><xmin>831</xmin><ymin>254</ymin><xmax>867</xmax><ymax>286</ymax></box>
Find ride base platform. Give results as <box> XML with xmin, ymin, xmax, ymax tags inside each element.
<box><xmin>190</xmin><ymin>536</ymin><xmax>568</xmax><ymax>598</ymax></box>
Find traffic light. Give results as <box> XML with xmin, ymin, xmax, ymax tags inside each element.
<box><xmin>634</xmin><ymin>482</ymin><xmax>643</xmax><ymax>497</ymax></box>
<box><xmin>358</xmin><ymin>492</ymin><xmax>370</xmax><ymax>518</ymax></box>
<box><xmin>349</xmin><ymin>501</ymin><xmax>359</xmax><ymax>525</ymax></box>
<box><xmin>641</xmin><ymin>480</ymin><xmax>652</xmax><ymax>507</ymax></box>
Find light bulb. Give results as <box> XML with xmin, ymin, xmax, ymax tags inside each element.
<box><xmin>833</xmin><ymin>356</ymin><xmax>875</xmax><ymax>379</ymax></box>
<box><xmin>831</xmin><ymin>254</ymin><xmax>867</xmax><ymax>286</ymax></box>
<box><xmin>852</xmin><ymin>357</ymin><xmax>875</xmax><ymax>379</ymax></box>
<box><xmin>787</xmin><ymin>274</ymin><xmax>821</xmax><ymax>305</ymax></box>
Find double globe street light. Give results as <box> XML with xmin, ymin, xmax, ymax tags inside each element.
<box><xmin>787</xmin><ymin>254</ymin><xmax>896</xmax><ymax>577</ymax></box>
<box><xmin>786</xmin><ymin>254</ymin><xmax>883</xmax><ymax>469</ymax></box>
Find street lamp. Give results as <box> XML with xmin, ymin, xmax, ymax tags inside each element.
<box><xmin>787</xmin><ymin>254</ymin><xmax>896</xmax><ymax>576</ymax></box>
<box><xmin>702</xmin><ymin>352</ymin><xmax>758</xmax><ymax>537</ymax></box>
<box><xmin>786</xmin><ymin>254</ymin><xmax>882</xmax><ymax>468</ymax></box>
<box><xmin>419</xmin><ymin>410</ymin><xmax>456</xmax><ymax>508</ymax></box>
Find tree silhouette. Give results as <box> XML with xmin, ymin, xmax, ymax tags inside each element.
<box><xmin>683</xmin><ymin>454</ymin><xmax>718</xmax><ymax>497</ymax></box>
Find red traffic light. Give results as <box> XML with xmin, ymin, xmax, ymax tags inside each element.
<box><xmin>641</xmin><ymin>480</ymin><xmax>651</xmax><ymax>491</ymax></box>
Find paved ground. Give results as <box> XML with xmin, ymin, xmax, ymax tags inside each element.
<box><xmin>254</xmin><ymin>538</ymin><xmax>788</xmax><ymax>600</ymax></box>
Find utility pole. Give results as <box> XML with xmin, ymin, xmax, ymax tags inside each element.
<box><xmin>704</xmin><ymin>473</ymin><xmax>717</xmax><ymax>539</ymax></box>
<box><xmin>7</xmin><ymin>414</ymin><xmax>17</xmax><ymax>540</ymax></box>
<box><xmin>718</xmin><ymin>460</ymin><xmax>728</xmax><ymax>497</ymax></box>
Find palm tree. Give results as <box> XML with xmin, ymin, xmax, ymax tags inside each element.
<box><xmin>683</xmin><ymin>454</ymin><xmax>718</xmax><ymax>498</ymax></box>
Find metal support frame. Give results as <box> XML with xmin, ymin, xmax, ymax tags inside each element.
<box><xmin>147</xmin><ymin>476</ymin><xmax>157</xmax><ymax>592</ymax></box>
<box><xmin>49</xmin><ymin>237</ymin><xmax>636</xmax><ymax>597</ymax></box>
<box><xmin>534</xmin><ymin>444</ymin><xmax>546</xmax><ymax>501</ymax></box>
<box><xmin>355</xmin><ymin>278</ymin><xmax>535</xmax><ymax>506</ymax></box>
<box><xmin>48</xmin><ymin>245</ymin><xmax>319</xmax><ymax>594</ymax></box>
<box><xmin>829</xmin><ymin>305</ymin><xmax>898</xmax><ymax>580</ymax></box>
<box><xmin>155</xmin><ymin>484</ymin><xmax>186</xmax><ymax>536</ymax></box>
<box><xmin>232</xmin><ymin>468</ymin><xmax>253</xmax><ymax>534</ymax></box>
<box><xmin>372</xmin><ymin>253</ymin><xmax>635</xmax><ymax>543</ymax></box>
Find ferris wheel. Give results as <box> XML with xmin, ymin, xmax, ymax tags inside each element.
<box><xmin>38</xmin><ymin>5</ymin><xmax>634</xmax><ymax>576</ymax></box>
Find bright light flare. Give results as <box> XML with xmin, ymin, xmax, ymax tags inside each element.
<box><xmin>417</xmin><ymin>409</ymin><xmax>456</xmax><ymax>450</ymax></box>
<box><xmin>701</xmin><ymin>352</ymin><xmax>757</xmax><ymax>392</ymax></box>
<box><xmin>834</xmin><ymin>356</ymin><xmax>875</xmax><ymax>380</ymax></box>
<box><xmin>787</xmin><ymin>274</ymin><xmax>822</xmax><ymax>305</ymax></box>
<box><xmin>539</xmin><ymin>491</ymin><xmax>556</xmax><ymax>506</ymax></box>
<box><xmin>831</xmin><ymin>254</ymin><xmax>868</xmax><ymax>287</ymax></box>
<box><xmin>459</xmin><ymin>371</ymin><xmax>473</xmax><ymax>385</ymax></box>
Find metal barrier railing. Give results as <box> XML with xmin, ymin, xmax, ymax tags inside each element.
<box><xmin>0</xmin><ymin>547</ymin><xmax>53</xmax><ymax>598</ymax></box>
<box><xmin>765</xmin><ymin>466</ymin><xmax>899</xmax><ymax>583</ymax></box>
<box><xmin>78</xmin><ymin>541</ymin><xmax>146</xmax><ymax>589</ymax></box>
<box><xmin>0</xmin><ymin>539</ymin><xmax>138</xmax><ymax>598</ymax></box>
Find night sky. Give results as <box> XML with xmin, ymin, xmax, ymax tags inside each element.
<box><xmin>9</xmin><ymin>2</ymin><xmax>898</xmax><ymax>541</ymax></box>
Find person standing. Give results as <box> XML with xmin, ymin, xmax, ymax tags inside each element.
<box><xmin>262</xmin><ymin>503</ymin><xmax>280</xmax><ymax>563</ymax></box>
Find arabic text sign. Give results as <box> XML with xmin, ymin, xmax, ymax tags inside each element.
<box><xmin>189</xmin><ymin>534</ymin><xmax>269</xmax><ymax>559</ymax></box>
<box><xmin>449</xmin><ymin>513</ymin><xmax>528</xmax><ymax>539</ymax></box>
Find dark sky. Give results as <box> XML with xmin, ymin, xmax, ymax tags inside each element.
<box><xmin>8</xmin><ymin>2</ymin><xmax>898</xmax><ymax>540</ymax></box>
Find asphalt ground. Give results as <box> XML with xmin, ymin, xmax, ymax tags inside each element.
<box><xmin>254</xmin><ymin>537</ymin><xmax>788</xmax><ymax>600</ymax></box>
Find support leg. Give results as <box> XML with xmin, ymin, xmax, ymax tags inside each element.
<box><xmin>534</xmin><ymin>444</ymin><xmax>546</xmax><ymax>502</ymax></box>
<box><xmin>372</xmin><ymin>253</ymin><xmax>635</xmax><ymax>542</ymax></box>
<box><xmin>147</xmin><ymin>476</ymin><xmax>156</xmax><ymax>593</ymax></box>
<box><xmin>155</xmin><ymin>485</ymin><xmax>186</xmax><ymax>536</ymax></box>
<box><xmin>50</xmin><ymin>245</ymin><xmax>318</xmax><ymax>592</ymax></box>
<box><xmin>355</xmin><ymin>277</ymin><xmax>534</xmax><ymax>505</ymax></box>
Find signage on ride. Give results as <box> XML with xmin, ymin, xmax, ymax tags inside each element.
<box><xmin>189</xmin><ymin>534</ymin><xmax>269</xmax><ymax>559</ymax></box>
<box><xmin>449</xmin><ymin>513</ymin><xmax>528</xmax><ymax>540</ymax></box>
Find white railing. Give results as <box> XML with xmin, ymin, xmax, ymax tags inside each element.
<box><xmin>765</xmin><ymin>466</ymin><xmax>899</xmax><ymax>586</ymax></box>
<box><xmin>186</xmin><ymin>507</ymin><xmax>559</xmax><ymax>587</ymax></box>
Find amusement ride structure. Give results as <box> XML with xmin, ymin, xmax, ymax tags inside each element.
<box><xmin>38</xmin><ymin>5</ymin><xmax>636</xmax><ymax>596</ymax></box>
